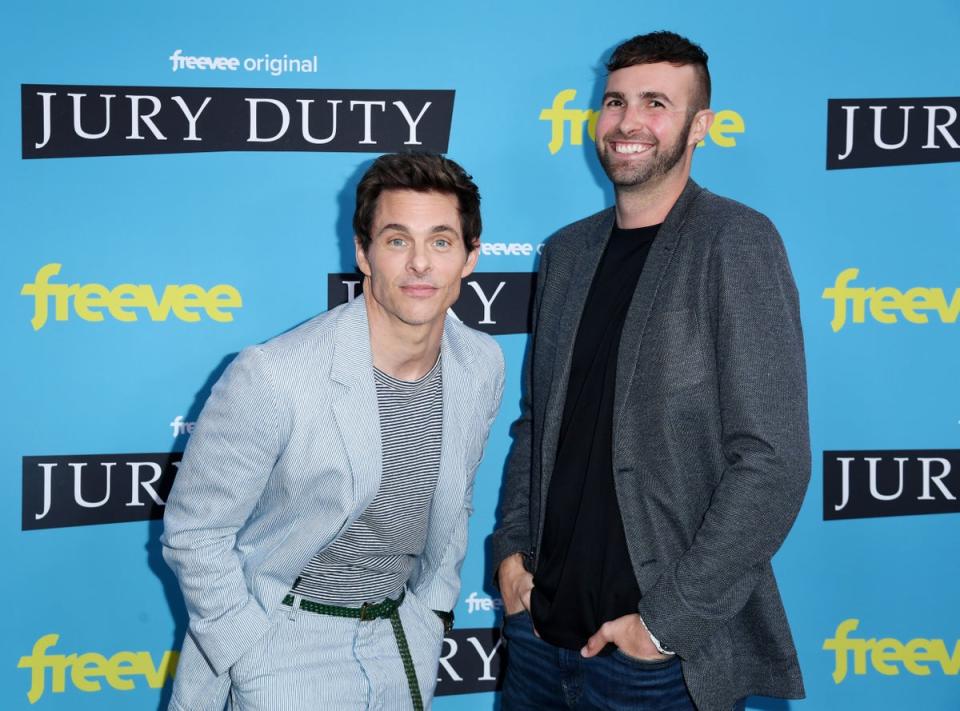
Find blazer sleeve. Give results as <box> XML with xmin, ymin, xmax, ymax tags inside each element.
<box><xmin>637</xmin><ymin>212</ymin><xmax>811</xmax><ymax>658</ymax></box>
<box><xmin>490</xmin><ymin>242</ymin><xmax>551</xmax><ymax>579</ymax></box>
<box><xmin>161</xmin><ymin>346</ymin><xmax>280</xmax><ymax>675</ymax></box>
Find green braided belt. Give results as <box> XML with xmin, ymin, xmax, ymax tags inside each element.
<box><xmin>281</xmin><ymin>591</ymin><xmax>435</xmax><ymax>711</ymax></box>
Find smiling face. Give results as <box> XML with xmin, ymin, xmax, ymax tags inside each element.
<box><xmin>355</xmin><ymin>188</ymin><xmax>478</xmax><ymax>335</ymax></box>
<box><xmin>595</xmin><ymin>62</ymin><xmax>711</xmax><ymax>190</ymax></box>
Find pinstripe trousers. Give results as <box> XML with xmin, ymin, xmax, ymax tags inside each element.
<box><xmin>226</xmin><ymin>590</ymin><xmax>445</xmax><ymax>711</ymax></box>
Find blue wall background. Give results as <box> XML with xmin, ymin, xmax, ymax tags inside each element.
<box><xmin>3</xmin><ymin>1</ymin><xmax>958</xmax><ymax>708</ymax></box>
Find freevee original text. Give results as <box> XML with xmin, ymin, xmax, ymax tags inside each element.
<box><xmin>21</xmin><ymin>84</ymin><xmax>454</xmax><ymax>158</ymax></box>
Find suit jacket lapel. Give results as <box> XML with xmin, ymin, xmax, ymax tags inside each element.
<box><xmin>426</xmin><ymin>317</ymin><xmax>477</xmax><ymax>544</ymax></box>
<box><xmin>540</xmin><ymin>209</ymin><xmax>614</xmax><ymax>508</ymax></box>
<box><xmin>330</xmin><ymin>295</ymin><xmax>382</xmax><ymax>512</ymax></box>
<box><xmin>613</xmin><ymin>179</ymin><xmax>703</xmax><ymax>426</ymax></box>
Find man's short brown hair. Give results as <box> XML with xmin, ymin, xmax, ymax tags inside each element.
<box><xmin>353</xmin><ymin>152</ymin><xmax>482</xmax><ymax>254</ymax></box>
<box><xmin>607</xmin><ymin>31</ymin><xmax>711</xmax><ymax>113</ymax></box>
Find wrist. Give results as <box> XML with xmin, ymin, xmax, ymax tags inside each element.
<box><xmin>637</xmin><ymin>614</ymin><xmax>674</xmax><ymax>656</ymax></box>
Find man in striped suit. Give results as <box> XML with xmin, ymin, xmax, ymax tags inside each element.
<box><xmin>162</xmin><ymin>152</ymin><xmax>505</xmax><ymax>710</ymax></box>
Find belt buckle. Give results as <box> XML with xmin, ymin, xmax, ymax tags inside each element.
<box><xmin>360</xmin><ymin>602</ymin><xmax>373</xmax><ymax>621</ymax></box>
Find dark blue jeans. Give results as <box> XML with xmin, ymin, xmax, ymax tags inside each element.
<box><xmin>500</xmin><ymin>611</ymin><xmax>697</xmax><ymax>711</ymax></box>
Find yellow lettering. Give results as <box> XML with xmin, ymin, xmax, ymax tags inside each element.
<box><xmin>18</xmin><ymin>636</ymin><xmax>179</xmax><ymax>701</ymax></box>
<box><xmin>140</xmin><ymin>284</ymin><xmax>175</xmax><ymax>321</ymax></box>
<box><xmin>70</xmin><ymin>652</ymin><xmax>108</xmax><ymax>692</ymax></box>
<box><xmin>171</xmin><ymin>284</ymin><xmax>205</xmax><ymax>322</ymax></box>
<box><xmin>205</xmin><ymin>285</ymin><xmax>243</xmax><ymax>322</ymax></box>
<box><xmin>929</xmin><ymin>288</ymin><xmax>960</xmax><ymax>323</ymax></box>
<box><xmin>868</xmin><ymin>287</ymin><xmax>901</xmax><ymax>324</ymax></box>
<box><xmin>142</xmin><ymin>650</ymin><xmax>179</xmax><ymax>689</ymax></box>
<box><xmin>542</xmin><ymin>93</ymin><xmax>743</xmax><ymax>152</ymax></box>
<box><xmin>21</xmin><ymin>265</ymin><xmax>243</xmax><ymax>328</ymax></box>
<box><xmin>58</xmin><ymin>284</ymin><xmax>79</xmax><ymax>322</ymax></box>
<box><xmin>709</xmin><ymin>109</ymin><xmax>745</xmax><ymax>147</ymax></box>
<box><xmin>824</xmin><ymin>271</ymin><xmax>959</xmax><ymax>330</ymax></box>
<box><xmin>900</xmin><ymin>287</ymin><xmax>931</xmax><ymax>323</ymax></box>
<box><xmin>74</xmin><ymin>284</ymin><xmax>109</xmax><ymax>322</ymax></box>
<box><xmin>104</xmin><ymin>651</ymin><xmax>139</xmax><ymax>691</ymax></box>
<box><xmin>938</xmin><ymin>639</ymin><xmax>960</xmax><ymax>675</ymax></box>
<box><xmin>870</xmin><ymin>638</ymin><xmax>903</xmax><ymax>675</ymax></box>
<box><xmin>904</xmin><ymin>638</ymin><xmax>934</xmax><ymax>675</ymax></box>
<box><xmin>106</xmin><ymin>284</ymin><xmax>140</xmax><ymax>322</ymax></box>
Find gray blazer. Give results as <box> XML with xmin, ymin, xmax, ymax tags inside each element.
<box><xmin>162</xmin><ymin>294</ymin><xmax>504</xmax><ymax>711</ymax></box>
<box><xmin>492</xmin><ymin>180</ymin><xmax>810</xmax><ymax>711</ymax></box>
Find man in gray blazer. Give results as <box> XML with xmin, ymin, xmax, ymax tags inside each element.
<box><xmin>492</xmin><ymin>32</ymin><xmax>809</xmax><ymax>711</ymax></box>
<box><xmin>162</xmin><ymin>152</ymin><xmax>504</xmax><ymax>711</ymax></box>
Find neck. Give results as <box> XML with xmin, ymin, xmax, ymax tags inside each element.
<box><xmin>614</xmin><ymin>158</ymin><xmax>691</xmax><ymax>228</ymax></box>
<box><xmin>364</xmin><ymin>290</ymin><xmax>444</xmax><ymax>381</ymax></box>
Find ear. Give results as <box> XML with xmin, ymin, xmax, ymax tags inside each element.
<box><xmin>460</xmin><ymin>242</ymin><xmax>480</xmax><ymax>278</ymax></box>
<box><xmin>355</xmin><ymin>237</ymin><xmax>372</xmax><ymax>277</ymax></box>
<box><xmin>688</xmin><ymin>109</ymin><xmax>715</xmax><ymax>147</ymax></box>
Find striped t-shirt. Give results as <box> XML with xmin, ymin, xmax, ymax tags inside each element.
<box><xmin>291</xmin><ymin>356</ymin><xmax>443</xmax><ymax>605</ymax></box>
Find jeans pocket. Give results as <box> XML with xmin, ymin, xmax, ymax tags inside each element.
<box><xmin>612</xmin><ymin>649</ymin><xmax>678</xmax><ymax>670</ymax></box>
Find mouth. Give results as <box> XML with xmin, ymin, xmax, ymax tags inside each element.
<box><xmin>400</xmin><ymin>284</ymin><xmax>439</xmax><ymax>298</ymax></box>
<box><xmin>610</xmin><ymin>141</ymin><xmax>654</xmax><ymax>155</ymax></box>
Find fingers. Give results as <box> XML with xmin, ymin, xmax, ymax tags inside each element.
<box><xmin>580</xmin><ymin>623</ymin><xmax>611</xmax><ymax>658</ymax></box>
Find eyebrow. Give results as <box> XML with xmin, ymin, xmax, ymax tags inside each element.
<box><xmin>603</xmin><ymin>90</ymin><xmax>675</xmax><ymax>106</ymax></box>
<box><xmin>377</xmin><ymin>223</ymin><xmax>461</xmax><ymax>237</ymax></box>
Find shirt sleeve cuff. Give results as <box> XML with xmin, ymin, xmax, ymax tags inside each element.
<box><xmin>638</xmin><ymin>613</ymin><xmax>675</xmax><ymax>656</ymax></box>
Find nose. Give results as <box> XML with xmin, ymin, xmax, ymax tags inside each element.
<box><xmin>617</xmin><ymin>102</ymin><xmax>646</xmax><ymax>136</ymax></box>
<box><xmin>407</xmin><ymin>241</ymin><xmax>431</xmax><ymax>274</ymax></box>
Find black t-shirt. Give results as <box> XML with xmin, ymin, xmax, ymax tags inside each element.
<box><xmin>531</xmin><ymin>222</ymin><xmax>660</xmax><ymax>650</ymax></box>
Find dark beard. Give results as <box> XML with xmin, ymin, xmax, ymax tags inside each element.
<box><xmin>597</xmin><ymin>113</ymin><xmax>694</xmax><ymax>188</ymax></box>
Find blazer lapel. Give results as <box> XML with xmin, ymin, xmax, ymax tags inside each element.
<box><xmin>426</xmin><ymin>317</ymin><xmax>477</xmax><ymax>543</ymax></box>
<box><xmin>540</xmin><ymin>209</ymin><xmax>615</xmax><ymax>508</ymax></box>
<box><xmin>613</xmin><ymin>180</ymin><xmax>703</xmax><ymax>426</ymax></box>
<box><xmin>330</xmin><ymin>295</ymin><xmax>382</xmax><ymax>512</ymax></box>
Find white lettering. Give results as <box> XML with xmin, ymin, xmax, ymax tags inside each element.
<box><xmin>349</xmin><ymin>101</ymin><xmax>386</xmax><ymax>145</ymax></box>
<box><xmin>392</xmin><ymin>100</ymin><xmax>431</xmax><ymax>145</ymax></box>
<box><xmin>246</xmin><ymin>98</ymin><xmax>291</xmax><ymax>142</ymax></box>
<box><xmin>126</xmin><ymin>95</ymin><xmax>166</xmax><ymax>141</ymax></box>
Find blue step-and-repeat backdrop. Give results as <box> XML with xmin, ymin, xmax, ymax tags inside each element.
<box><xmin>3</xmin><ymin>1</ymin><xmax>958</xmax><ymax>709</ymax></box>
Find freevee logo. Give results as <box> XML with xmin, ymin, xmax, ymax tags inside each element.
<box><xmin>479</xmin><ymin>242</ymin><xmax>542</xmax><ymax>257</ymax></box>
<box><xmin>823</xmin><ymin>450</ymin><xmax>959</xmax><ymax>521</ymax></box>
<box><xmin>22</xmin><ymin>453</ymin><xmax>181</xmax><ymax>530</ymax></box>
<box><xmin>436</xmin><ymin>627</ymin><xmax>503</xmax><ymax>696</ymax></box>
<box><xmin>539</xmin><ymin>88</ymin><xmax>745</xmax><ymax>155</ymax></box>
<box><xmin>18</xmin><ymin>634</ymin><xmax>177</xmax><ymax>704</ymax></box>
<box><xmin>21</xmin><ymin>263</ymin><xmax>242</xmax><ymax>330</ymax></box>
<box><xmin>328</xmin><ymin>272</ymin><xmax>536</xmax><ymax>335</ymax></box>
<box><xmin>15</xmin><ymin>628</ymin><xmax>498</xmax><ymax>703</ymax></box>
<box><xmin>823</xmin><ymin>619</ymin><xmax>960</xmax><ymax>684</ymax></box>
<box><xmin>827</xmin><ymin>97</ymin><xmax>960</xmax><ymax>169</ymax></box>
<box><xmin>22</xmin><ymin>84</ymin><xmax>454</xmax><ymax>159</ymax></box>
<box><xmin>822</xmin><ymin>268</ymin><xmax>959</xmax><ymax>332</ymax></box>
<box><xmin>465</xmin><ymin>592</ymin><xmax>504</xmax><ymax>614</ymax></box>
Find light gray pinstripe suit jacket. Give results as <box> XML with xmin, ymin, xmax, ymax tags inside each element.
<box><xmin>162</xmin><ymin>294</ymin><xmax>504</xmax><ymax>711</ymax></box>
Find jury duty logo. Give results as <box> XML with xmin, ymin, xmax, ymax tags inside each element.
<box><xmin>329</xmin><ymin>272</ymin><xmax>536</xmax><ymax>335</ymax></box>
<box><xmin>22</xmin><ymin>453</ymin><xmax>181</xmax><ymax>530</ymax></box>
<box><xmin>823</xmin><ymin>450</ymin><xmax>959</xmax><ymax>521</ymax></box>
<box><xmin>539</xmin><ymin>88</ymin><xmax>745</xmax><ymax>155</ymax></box>
<box><xmin>21</xmin><ymin>83</ymin><xmax>454</xmax><ymax>158</ymax></box>
<box><xmin>826</xmin><ymin>97</ymin><xmax>960</xmax><ymax>169</ymax></box>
